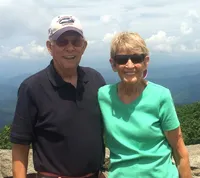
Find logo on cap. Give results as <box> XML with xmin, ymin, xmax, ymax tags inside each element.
<box><xmin>58</xmin><ymin>16</ymin><xmax>75</xmax><ymax>26</ymax></box>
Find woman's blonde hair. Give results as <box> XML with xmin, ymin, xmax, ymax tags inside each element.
<box><xmin>110</xmin><ymin>32</ymin><xmax>149</xmax><ymax>58</ymax></box>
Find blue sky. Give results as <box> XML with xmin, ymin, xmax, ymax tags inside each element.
<box><xmin>0</xmin><ymin>0</ymin><xmax>200</xmax><ymax>77</ymax></box>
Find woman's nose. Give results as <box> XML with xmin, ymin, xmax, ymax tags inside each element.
<box><xmin>125</xmin><ymin>59</ymin><xmax>135</xmax><ymax>67</ymax></box>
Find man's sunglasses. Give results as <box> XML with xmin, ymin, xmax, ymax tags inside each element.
<box><xmin>55</xmin><ymin>38</ymin><xmax>83</xmax><ymax>47</ymax></box>
<box><xmin>114</xmin><ymin>54</ymin><xmax>146</xmax><ymax>65</ymax></box>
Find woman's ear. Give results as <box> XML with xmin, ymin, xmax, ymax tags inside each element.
<box><xmin>46</xmin><ymin>40</ymin><xmax>53</xmax><ymax>56</ymax></box>
<box><xmin>144</xmin><ymin>55</ymin><xmax>150</xmax><ymax>68</ymax></box>
<box><xmin>143</xmin><ymin>55</ymin><xmax>149</xmax><ymax>79</ymax></box>
<box><xmin>109</xmin><ymin>58</ymin><xmax>117</xmax><ymax>72</ymax></box>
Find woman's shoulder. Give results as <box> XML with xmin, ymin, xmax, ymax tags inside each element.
<box><xmin>98</xmin><ymin>84</ymin><xmax>117</xmax><ymax>100</ymax></box>
<box><xmin>147</xmin><ymin>81</ymin><xmax>170</xmax><ymax>92</ymax></box>
<box><xmin>98</xmin><ymin>83</ymin><xmax>116</xmax><ymax>92</ymax></box>
<box><xmin>146</xmin><ymin>81</ymin><xmax>172</xmax><ymax>99</ymax></box>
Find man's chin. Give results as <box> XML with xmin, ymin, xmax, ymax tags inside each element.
<box><xmin>62</xmin><ymin>62</ymin><xmax>79</xmax><ymax>69</ymax></box>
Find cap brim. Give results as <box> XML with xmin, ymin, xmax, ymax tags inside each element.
<box><xmin>50</xmin><ymin>26</ymin><xmax>84</xmax><ymax>40</ymax></box>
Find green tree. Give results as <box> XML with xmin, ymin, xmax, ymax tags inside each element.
<box><xmin>176</xmin><ymin>102</ymin><xmax>200</xmax><ymax>145</ymax></box>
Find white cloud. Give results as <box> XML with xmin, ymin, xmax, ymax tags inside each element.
<box><xmin>102</xmin><ymin>31</ymin><xmax>117</xmax><ymax>43</ymax></box>
<box><xmin>145</xmin><ymin>31</ymin><xmax>179</xmax><ymax>53</ymax></box>
<box><xmin>88</xmin><ymin>40</ymin><xmax>96</xmax><ymax>45</ymax></box>
<box><xmin>8</xmin><ymin>41</ymin><xmax>47</xmax><ymax>60</ymax></box>
<box><xmin>0</xmin><ymin>0</ymin><xmax>200</xmax><ymax>61</ymax></box>
<box><xmin>100</xmin><ymin>15</ymin><xmax>112</xmax><ymax>24</ymax></box>
<box><xmin>186</xmin><ymin>10</ymin><xmax>200</xmax><ymax>20</ymax></box>
<box><xmin>178</xmin><ymin>39</ymin><xmax>200</xmax><ymax>52</ymax></box>
<box><xmin>178</xmin><ymin>44</ymin><xmax>197</xmax><ymax>52</ymax></box>
<box><xmin>10</xmin><ymin>46</ymin><xmax>30</xmax><ymax>59</ymax></box>
<box><xmin>180</xmin><ymin>22</ymin><xmax>193</xmax><ymax>35</ymax></box>
<box><xmin>28</xmin><ymin>41</ymin><xmax>48</xmax><ymax>56</ymax></box>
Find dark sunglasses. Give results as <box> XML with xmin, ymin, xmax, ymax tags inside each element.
<box><xmin>114</xmin><ymin>54</ymin><xmax>146</xmax><ymax>65</ymax></box>
<box><xmin>56</xmin><ymin>38</ymin><xmax>83</xmax><ymax>47</ymax></box>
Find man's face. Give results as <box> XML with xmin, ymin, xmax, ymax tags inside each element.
<box><xmin>47</xmin><ymin>31</ymin><xmax>87</xmax><ymax>70</ymax></box>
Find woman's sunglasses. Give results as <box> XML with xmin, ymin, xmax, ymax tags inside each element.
<box><xmin>114</xmin><ymin>54</ymin><xmax>146</xmax><ymax>65</ymax></box>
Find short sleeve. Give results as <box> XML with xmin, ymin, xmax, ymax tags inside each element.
<box><xmin>10</xmin><ymin>82</ymin><xmax>37</xmax><ymax>145</ymax></box>
<box><xmin>95</xmin><ymin>71</ymin><xmax>106</xmax><ymax>87</ymax></box>
<box><xmin>159</xmin><ymin>88</ymin><xmax>180</xmax><ymax>131</ymax></box>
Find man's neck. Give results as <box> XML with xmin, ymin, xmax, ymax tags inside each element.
<box><xmin>53</xmin><ymin>61</ymin><xmax>78</xmax><ymax>87</ymax></box>
<box><xmin>61</xmin><ymin>69</ymin><xmax>78</xmax><ymax>88</ymax></box>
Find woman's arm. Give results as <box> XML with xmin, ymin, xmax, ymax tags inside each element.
<box><xmin>12</xmin><ymin>144</ymin><xmax>30</xmax><ymax>178</ymax></box>
<box><xmin>165</xmin><ymin>127</ymin><xmax>192</xmax><ymax>178</ymax></box>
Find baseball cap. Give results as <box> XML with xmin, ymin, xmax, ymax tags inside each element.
<box><xmin>48</xmin><ymin>15</ymin><xmax>84</xmax><ymax>40</ymax></box>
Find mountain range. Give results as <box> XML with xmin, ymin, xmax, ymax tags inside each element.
<box><xmin>0</xmin><ymin>63</ymin><xmax>200</xmax><ymax>128</ymax></box>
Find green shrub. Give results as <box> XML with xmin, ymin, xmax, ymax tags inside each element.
<box><xmin>0</xmin><ymin>102</ymin><xmax>200</xmax><ymax>149</ymax></box>
<box><xmin>0</xmin><ymin>125</ymin><xmax>12</xmax><ymax>149</ymax></box>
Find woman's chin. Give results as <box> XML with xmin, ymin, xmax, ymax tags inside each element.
<box><xmin>122</xmin><ymin>77</ymin><xmax>138</xmax><ymax>84</ymax></box>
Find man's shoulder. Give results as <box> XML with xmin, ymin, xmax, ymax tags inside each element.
<box><xmin>80</xmin><ymin>66</ymin><xmax>101</xmax><ymax>75</ymax></box>
<box><xmin>20</xmin><ymin>67</ymin><xmax>47</xmax><ymax>88</ymax></box>
<box><xmin>79</xmin><ymin>66</ymin><xmax>105</xmax><ymax>84</ymax></box>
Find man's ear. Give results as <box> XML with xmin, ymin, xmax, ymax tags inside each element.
<box><xmin>81</xmin><ymin>40</ymin><xmax>87</xmax><ymax>54</ymax></box>
<box><xmin>46</xmin><ymin>40</ymin><xmax>53</xmax><ymax>56</ymax></box>
<box><xmin>109</xmin><ymin>58</ymin><xmax>117</xmax><ymax>72</ymax></box>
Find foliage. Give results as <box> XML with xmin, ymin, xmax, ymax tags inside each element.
<box><xmin>0</xmin><ymin>102</ymin><xmax>200</xmax><ymax>149</ymax></box>
<box><xmin>176</xmin><ymin>102</ymin><xmax>200</xmax><ymax>145</ymax></box>
<box><xmin>0</xmin><ymin>124</ymin><xmax>12</xmax><ymax>149</ymax></box>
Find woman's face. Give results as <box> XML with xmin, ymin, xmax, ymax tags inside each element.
<box><xmin>111</xmin><ymin>48</ymin><xmax>149</xmax><ymax>84</ymax></box>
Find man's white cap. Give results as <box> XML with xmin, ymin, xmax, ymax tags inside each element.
<box><xmin>48</xmin><ymin>15</ymin><xmax>84</xmax><ymax>40</ymax></box>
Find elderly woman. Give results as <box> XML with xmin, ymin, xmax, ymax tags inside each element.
<box><xmin>98</xmin><ymin>32</ymin><xmax>192</xmax><ymax>178</ymax></box>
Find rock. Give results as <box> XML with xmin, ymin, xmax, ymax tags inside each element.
<box><xmin>0</xmin><ymin>145</ymin><xmax>199</xmax><ymax>178</ymax></box>
<box><xmin>187</xmin><ymin>144</ymin><xmax>200</xmax><ymax>178</ymax></box>
<box><xmin>0</xmin><ymin>149</ymin><xmax>36</xmax><ymax>178</ymax></box>
<box><xmin>104</xmin><ymin>145</ymin><xmax>200</xmax><ymax>178</ymax></box>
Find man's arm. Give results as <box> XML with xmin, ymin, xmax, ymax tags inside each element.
<box><xmin>10</xmin><ymin>82</ymin><xmax>37</xmax><ymax>177</ymax></box>
<box><xmin>165</xmin><ymin>127</ymin><xmax>192</xmax><ymax>178</ymax></box>
<box><xmin>12</xmin><ymin>144</ymin><xmax>30</xmax><ymax>178</ymax></box>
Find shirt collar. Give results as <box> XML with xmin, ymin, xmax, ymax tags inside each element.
<box><xmin>46</xmin><ymin>60</ymin><xmax>89</xmax><ymax>88</ymax></box>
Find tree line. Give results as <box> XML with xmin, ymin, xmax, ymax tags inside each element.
<box><xmin>0</xmin><ymin>102</ymin><xmax>200</xmax><ymax>149</ymax></box>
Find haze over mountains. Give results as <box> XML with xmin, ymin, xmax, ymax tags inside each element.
<box><xmin>0</xmin><ymin>60</ymin><xmax>200</xmax><ymax>128</ymax></box>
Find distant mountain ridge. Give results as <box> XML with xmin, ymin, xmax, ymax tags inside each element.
<box><xmin>0</xmin><ymin>69</ymin><xmax>200</xmax><ymax>129</ymax></box>
<box><xmin>148</xmin><ymin>73</ymin><xmax>200</xmax><ymax>104</ymax></box>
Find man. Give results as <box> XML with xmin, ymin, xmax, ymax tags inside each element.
<box><xmin>10</xmin><ymin>15</ymin><xmax>106</xmax><ymax>178</ymax></box>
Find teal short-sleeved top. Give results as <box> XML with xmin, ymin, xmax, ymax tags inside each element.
<box><xmin>98</xmin><ymin>81</ymin><xmax>180</xmax><ymax>178</ymax></box>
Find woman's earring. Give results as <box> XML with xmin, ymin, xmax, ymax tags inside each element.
<box><xmin>143</xmin><ymin>69</ymin><xmax>148</xmax><ymax>79</ymax></box>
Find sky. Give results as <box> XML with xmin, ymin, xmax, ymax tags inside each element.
<box><xmin>0</xmin><ymin>0</ymin><xmax>200</xmax><ymax>77</ymax></box>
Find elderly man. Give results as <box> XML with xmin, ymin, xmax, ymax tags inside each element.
<box><xmin>10</xmin><ymin>15</ymin><xmax>106</xmax><ymax>178</ymax></box>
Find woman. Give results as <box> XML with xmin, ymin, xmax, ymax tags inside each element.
<box><xmin>98</xmin><ymin>32</ymin><xmax>192</xmax><ymax>178</ymax></box>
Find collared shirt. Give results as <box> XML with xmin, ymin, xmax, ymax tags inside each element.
<box><xmin>10</xmin><ymin>60</ymin><xmax>106</xmax><ymax>176</ymax></box>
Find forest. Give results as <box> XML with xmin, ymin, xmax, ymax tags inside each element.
<box><xmin>0</xmin><ymin>101</ymin><xmax>200</xmax><ymax>149</ymax></box>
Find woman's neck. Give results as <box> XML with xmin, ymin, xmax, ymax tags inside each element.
<box><xmin>117</xmin><ymin>79</ymin><xmax>147</xmax><ymax>104</ymax></box>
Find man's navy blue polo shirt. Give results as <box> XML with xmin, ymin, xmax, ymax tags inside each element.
<box><xmin>10</xmin><ymin>60</ymin><xmax>106</xmax><ymax>176</ymax></box>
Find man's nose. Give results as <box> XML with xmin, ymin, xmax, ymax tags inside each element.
<box><xmin>64</xmin><ymin>41</ymin><xmax>75</xmax><ymax>51</ymax></box>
